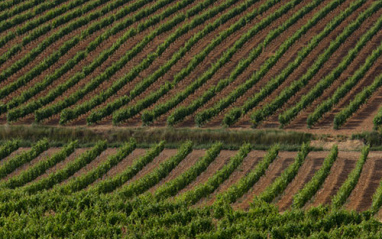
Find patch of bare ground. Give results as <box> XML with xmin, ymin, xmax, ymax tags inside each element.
<box><xmin>259</xmin><ymin>7</ymin><xmax>382</xmax><ymax>130</ymax></box>
<box><xmin>232</xmin><ymin>151</ymin><xmax>296</xmax><ymax>211</ymax></box>
<box><xmin>175</xmin><ymin>150</ymin><xmax>237</xmax><ymax>196</ymax></box>
<box><xmin>234</xmin><ymin>0</ymin><xmax>372</xmax><ymax>129</ymax></box>
<box><xmin>310</xmin><ymin>139</ymin><xmax>365</xmax><ymax>151</ymax></box>
<box><xmin>345</xmin><ymin>152</ymin><xmax>382</xmax><ymax>212</ymax></box>
<box><xmin>24</xmin><ymin>148</ymin><xmax>89</xmax><ymax>185</ymax></box>
<box><xmin>307</xmin><ymin>152</ymin><xmax>358</xmax><ymax>209</ymax></box>
<box><xmin>0</xmin><ymin>147</ymin><xmax>29</xmax><ymax>165</ymax></box>
<box><xmin>60</xmin><ymin>148</ymin><xmax>117</xmax><ymax>185</ymax></box>
<box><xmin>181</xmin><ymin>0</ymin><xmax>335</xmax><ymax>128</ymax></box>
<box><xmin>196</xmin><ymin>150</ymin><xmax>266</xmax><ymax>207</ymax></box>
<box><xmin>276</xmin><ymin>151</ymin><xmax>326</xmax><ymax>211</ymax></box>
<box><xmin>148</xmin><ymin>149</ymin><xmax>205</xmax><ymax>194</ymax></box>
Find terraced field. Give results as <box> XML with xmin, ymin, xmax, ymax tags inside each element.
<box><xmin>0</xmin><ymin>0</ymin><xmax>380</xmax><ymax>135</ymax></box>
<box><xmin>1</xmin><ymin>139</ymin><xmax>382</xmax><ymax>237</ymax></box>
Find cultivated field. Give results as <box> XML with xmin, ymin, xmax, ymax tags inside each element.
<box><xmin>1</xmin><ymin>139</ymin><xmax>382</xmax><ymax>237</ymax></box>
<box><xmin>0</xmin><ymin>0</ymin><xmax>381</xmax><ymax>135</ymax></box>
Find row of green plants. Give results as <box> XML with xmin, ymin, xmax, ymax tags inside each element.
<box><xmin>0</xmin><ymin>139</ymin><xmax>19</xmax><ymax>160</ymax></box>
<box><xmin>90</xmin><ymin>141</ymin><xmax>165</xmax><ymax>194</ymax></box>
<box><xmin>167</xmin><ymin>0</ymin><xmax>326</xmax><ymax>126</ymax></box>
<box><xmin>215</xmin><ymin>144</ymin><xmax>279</xmax><ymax>205</ymax></box>
<box><xmin>5</xmin><ymin>0</ymin><xmax>164</xmax><ymax>112</ymax></box>
<box><xmin>0</xmin><ymin>0</ymin><xmax>118</xmax><ymax>68</ymax></box>
<box><xmin>331</xmin><ymin>145</ymin><xmax>369</xmax><ymax>209</ymax></box>
<box><xmin>137</xmin><ymin>0</ymin><xmax>294</xmax><ymax>126</ymax></box>
<box><xmin>60</xmin><ymin>0</ymin><xmax>240</xmax><ymax>124</ymax></box>
<box><xmin>116</xmin><ymin>141</ymin><xmax>193</xmax><ymax>199</ymax></box>
<box><xmin>279</xmin><ymin>14</ymin><xmax>382</xmax><ymax>127</ymax></box>
<box><xmin>292</xmin><ymin>145</ymin><xmax>338</xmax><ymax>208</ymax></box>
<box><xmin>175</xmin><ymin>143</ymin><xmax>251</xmax><ymax>205</ymax></box>
<box><xmin>34</xmin><ymin>0</ymin><xmax>201</xmax><ymax>123</ymax></box>
<box><xmin>0</xmin><ymin>0</ymin><xmax>73</xmax><ymax>34</ymax></box>
<box><xmin>373</xmin><ymin>92</ymin><xmax>382</xmax><ymax>128</ymax></box>
<box><xmin>258</xmin><ymin>143</ymin><xmax>310</xmax><ymax>203</ymax></box>
<box><xmin>220</xmin><ymin>0</ymin><xmax>352</xmax><ymax>127</ymax></box>
<box><xmin>0</xmin><ymin>139</ymin><xmax>49</xmax><ymax>179</ymax></box>
<box><xmin>249</xmin><ymin>0</ymin><xmax>372</xmax><ymax>127</ymax></box>
<box><xmin>1</xmin><ymin>141</ymin><xmax>78</xmax><ymax>189</ymax></box>
<box><xmin>334</xmin><ymin>72</ymin><xmax>382</xmax><ymax>129</ymax></box>
<box><xmin>86</xmin><ymin>0</ymin><xmax>261</xmax><ymax>124</ymax></box>
<box><xmin>0</xmin><ymin>0</ymin><xmax>158</xmax><ymax>102</ymax></box>
<box><xmin>153</xmin><ymin>142</ymin><xmax>222</xmax><ymax>201</ymax></box>
<box><xmin>56</xmin><ymin>139</ymin><xmax>136</xmax><ymax>194</ymax></box>
<box><xmin>6</xmin><ymin>0</ymin><xmax>177</xmax><ymax>121</ymax></box>
<box><xmin>21</xmin><ymin>140</ymin><xmax>107</xmax><ymax>195</ymax></box>
<box><xmin>307</xmin><ymin>36</ymin><xmax>382</xmax><ymax>127</ymax></box>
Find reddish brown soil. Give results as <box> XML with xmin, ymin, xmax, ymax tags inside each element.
<box><xmin>307</xmin><ymin>152</ymin><xmax>358</xmax><ymax>209</ymax></box>
<box><xmin>148</xmin><ymin>149</ymin><xmax>205</xmax><ymax>194</ymax></box>
<box><xmin>276</xmin><ymin>151</ymin><xmax>326</xmax><ymax>211</ymax></box>
<box><xmin>1</xmin><ymin>147</ymin><xmax>61</xmax><ymax>181</ymax></box>
<box><xmin>345</xmin><ymin>152</ymin><xmax>382</xmax><ymax>212</ymax></box>
<box><xmin>197</xmin><ymin>150</ymin><xmax>266</xmax><ymax>206</ymax></box>
<box><xmin>232</xmin><ymin>151</ymin><xmax>296</xmax><ymax>210</ymax></box>
<box><xmin>176</xmin><ymin>150</ymin><xmax>237</xmax><ymax>196</ymax></box>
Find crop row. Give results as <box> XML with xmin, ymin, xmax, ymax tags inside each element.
<box><xmin>112</xmin><ymin>0</ymin><xmax>285</xmax><ymax>125</ymax></box>
<box><xmin>249</xmin><ymin>0</ymin><xmax>373</xmax><ymax>127</ymax></box>
<box><xmin>61</xmin><ymin>0</ymin><xmax>243</xmax><ymax>124</ymax></box>
<box><xmin>168</xmin><ymin>0</ymin><xmax>325</xmax><ymax>126</ymax></box>
<box><xmin>138</xmin><ymin>0</ymin><xmax>297</xmax><ymax>126</ymax></box>
<box><xmin>279</xmin><ymin>13</ymin><xmax>382</xmax><ymax>127</ymax></box>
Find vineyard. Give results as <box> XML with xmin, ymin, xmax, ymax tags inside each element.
<box><xmin>0</xmin><ymin>0</ymin><xmax>379</xmax><ymax>134</ymax></box>
<box><xmin>0</xmin><ymin>139</ymin><xmax>381</xmax><ymax>237</ymax></box>
<box><xmin>3</xmin><ymin>0</ymin><xmax>382</xmax><ymax>237</ymax></box>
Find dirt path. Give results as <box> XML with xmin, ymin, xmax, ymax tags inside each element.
<box><xmin>276</xmin><ymin>151</ymin><xmax>326</xmax><ymax>211</ymax></box>
<box><xmin>232</xmin><ymin>151</ymin><xmax>296</xmax><ymax>210</ymax></box>
<box><xmin>307</xmin><ymin>151</ymin><xmax>358</xmax><ymax>208</ymax></box>
<box><xmin>197</xmin><ymin>150</ymin><xmax>266</xmax><ymax>206</ymax></box>
<box><xmin>345</xmin><ymin>152</ymin><xmax>382</xmax><ymax>212</ymax></box>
